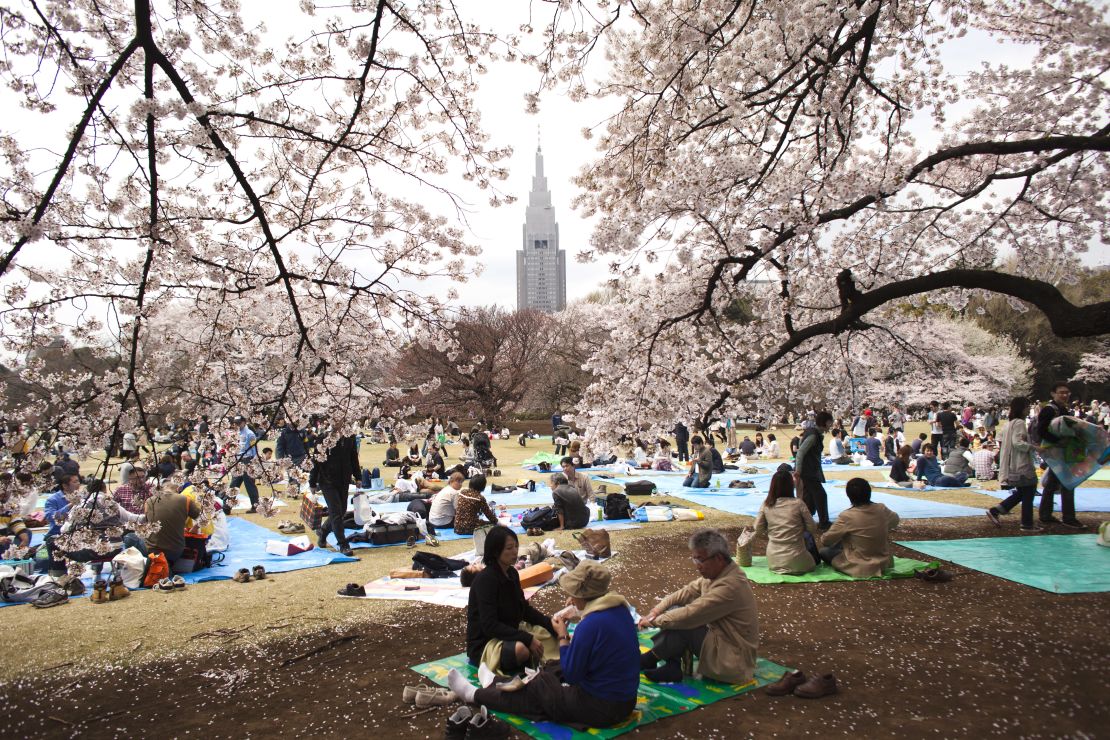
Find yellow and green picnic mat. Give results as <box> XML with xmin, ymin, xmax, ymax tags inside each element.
<box><xmin>411</xmin><ymin>629</ymin><xmax>791</xmax><ymax>740</ymax></box>
<box><xmin>743</xmin><ymin>555</ymin><xmax>932</xmax><ymax>584</ymax></box>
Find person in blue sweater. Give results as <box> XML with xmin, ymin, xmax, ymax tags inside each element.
<box><xmin>40</xmin><ymin>473</ymin><xmax>80</xmax><ymax>575</ymax></box>
<box><xmin>914</xmin><ymin>443</ymin><xmax>970</xmax><ymax>487</ymax></box>
<box><xmin>449</xmin><ymin>560</ymin><xmax>639</xmax><ymax>729</ymax></box>
<box><xmin>863</xmin><ymin>428</ymin><xmax>886</xmax><ymax>466</ymax></box>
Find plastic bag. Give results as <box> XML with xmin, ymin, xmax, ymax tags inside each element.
<box><xmin>112</xmin><ymin>547</ymin><xmax>148</xmax><ymax>589</ymax></box>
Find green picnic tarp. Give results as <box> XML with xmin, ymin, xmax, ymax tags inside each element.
<box><xmin>411</xmin><ymin>629</ymin><xmax>791</xmax><ymax>740</ymax></box>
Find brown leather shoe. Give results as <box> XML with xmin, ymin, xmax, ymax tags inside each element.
<box><xmin>764</xmin><ymin>670</ymin><xmax>806</xmax><ymax>697</ymax></box>
<box><xmin>794</xmin><ymin>673</ymin><xmax>838</xmax><ymax>699</ymax></box>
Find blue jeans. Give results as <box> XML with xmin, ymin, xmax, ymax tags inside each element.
<box><xmin>933</xmin><ymin>472</ymin><xmax>968</xmax><ymax>487</ymax></box>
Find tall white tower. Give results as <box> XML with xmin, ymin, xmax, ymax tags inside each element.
<box><xmin>516</xmin><ymin>144</ymin><xmax>566</xmax><ymax>313</ymax></box>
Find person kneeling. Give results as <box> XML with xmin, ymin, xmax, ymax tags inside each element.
<box><xmin>639</xmin><ymin>528</ymin><xmax>759</xmax><ymax>684</ymax></box>
<box><xmin>819</xmin><ymin>478</ymin><xmax>900</xmax><ymax>577</ymax></box>
<box><xmin>465</xmin><ymin>526</ymin><xmax>556</xmax><ymax>675</ymax></box>
<box><xmin>449</xmin><ymin>560</ymin><xmax>640</xmax><ymax>728</ymax></box>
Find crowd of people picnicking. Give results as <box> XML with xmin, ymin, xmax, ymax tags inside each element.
<box><xmin>0</xmin><ymin>382</ymin><xmax>1105</xmax><ymax>731</ymax></box>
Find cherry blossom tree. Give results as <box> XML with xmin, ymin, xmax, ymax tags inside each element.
<box><xmin>0</xmin><ymin>0</ymin><xmax>523</xmax><ymax>468</ymax></box>
<box><xmin>536</xmin><ymin>0</ymin><xmax>1110</xmax><ymax>443</ymax></box>
<box><xmin>0</xmin><ymin>0</ymin><xmax>529</xmax><ymax>561</ymax></box>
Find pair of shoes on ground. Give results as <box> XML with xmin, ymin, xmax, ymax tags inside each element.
<box><xmin>233</xmin><ymin>565</ymin><xmax>267</xmax><ymax>583</ymax></box>
<box><xmin>1039</xmin><ymin>516</ymin><xmax>1085</xmax><ymax>530</ymax></box>
<box><xmin>446</xmin><ymin>705</ymin><xmax>510</xmax><ymax>740</ymax></box>
<box><xmin>765</xmin><ymin>669</ymin><xmax>838</xmax><ymax>699</ymax></box>
<box><xmin>337</xmin><ymin>582</ymin><xmax>365</xmax><ymax>597</ymax></box>
<box><xmin>525</xmin><ymin>527</ymin><xmax>544</xmax><ymax>537</ymax></box>
<box><xmin>277</xmin><ymin>520</ymin><xmax>305</xmax><ymax>534</ymax></box>
<box><xmin>152</xmin><ymin>575</ymin><xmax>187</xmax><ymax>592</ymax></box>
<box><xmin>91</xmin><ymin>576</ymin><xmax>132</xmax><ymax>602</ymax></box>
<box><xmin>402</xmin><ymin>683</ymin><xmax>458</xmax><ymax>708</ymax></box>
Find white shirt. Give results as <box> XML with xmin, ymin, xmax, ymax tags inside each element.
<box><xmin>428</xmin><ymin>486</ymin><xmax>460</xmax><ymax>527</ymax></box>
<box><xmin>763</xmin><ymin>440</ymin><xmax>780</xmax><ymax>458</ymax></box>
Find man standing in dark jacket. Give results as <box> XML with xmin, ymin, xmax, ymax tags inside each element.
<box><xmin>310</xmin><ymin>433</ymin><xmax>361</xmax><ymax>555</ymax></box>
<box><xmin>276</xmin><ymin>419</ymin><xmax>308</xmax><ymax>466</ymax></box>
<box><xmin>674</xmin><ymin>422</ymin><xmax>690</xmax><ymax>463</ymax></box>
<box><xmin>1037</xmin><ymin>383</ymin><xmax>1084</xmax><ymax>528</ymax></box>
<box><xmin>797</xmin><ymin>411</ymin><xmax>833</xmax><ymax>529</ymax></box>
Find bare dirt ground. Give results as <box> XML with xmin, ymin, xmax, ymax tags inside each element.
<box><xmin>3</xmin><ymin>514</ymin><xmax>1107</xmax><ymax>739</ymax></box>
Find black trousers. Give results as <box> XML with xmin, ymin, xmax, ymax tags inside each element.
<box><xmin>230</xmin><ymin>473</ymin><xmax>259</xmax><ymax>507</ymax></box>
<box><xmin>474</xmin><ymin>667</ymin><xmax>635</xmax><ymax>729</ymax></box>
<box><xmin>1038</xmin><ymin>469</ymin><xmax>1076</xmax><ymax>522</ymax></box>
<box><xmin>800</xmin><ymin>477</ymin><xmax>830</xmax><ymax>527</ymax></box>
<box><xmin>676</xmin><ymin>441</ymin><xmax>689</xmax><ymax>462</ymax></box>
<box><xmin>651</xmin><ymin>624</ymin><xmax>707</xmax><ymax>662</ymax></box>
<box><xmin>319</xmin><ymin>484</ymin><xmax>350</xmax><ymax>547</ymax></box>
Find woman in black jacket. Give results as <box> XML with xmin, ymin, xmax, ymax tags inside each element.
<box><xmin>465</xmin><ymin>526</ymin><xmax>555</xmax><ymax>674</ymax></box>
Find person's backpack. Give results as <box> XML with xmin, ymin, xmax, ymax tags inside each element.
<box><xmin>521</xmin><ymin>506</ymin><xmax>559</xmax><ymax>531</ymax></box>
<box><xmin>624</xmin><ymin>480</ymin><xmax>657</xmax><ymax>496</ymax></box>
<box><xmin>0</xmin><ymin>572</ymin><xmax>61</xmax><ymax>603</ymax></box>
<box><xmin>603</xmin><ymin>493</ymin><xmax>634</xmax><ymax>521</ymax></box>
<box><xmin>143</xmin><ymin>551</ymin><xmax>170</xmax><ymax>588</ymax></box>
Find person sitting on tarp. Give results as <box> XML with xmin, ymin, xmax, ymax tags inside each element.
<box><xmin>141</xmin><ymin>483</ymin><xmax>201</xmax><ymax>565</ymax></box>
<box><xmin>653</xmin><ymin>439</ymin><xmax>674</xmax><ymax>471</ymax></box>
<box><xmin>863</xmin><ymin>428</ymin><xmax>886</xmax><ymax>466</ymax></box>
<box><xmin>638</xmin><ymin>528</ymin><xmax>759</xmax><ymax>684</ymax></box>
<box><xmin>453</xmin><ymin>474</ymin><xmax>498</xmax><ymax>535</ymax></box>
<box><xmin>914</xmin><ymin>443</ymin><xmax>970</xmax><ymax>487</ymax></box>
<box><xmin>706</xmin><ymin>437</ymin><xmax>726</xmax><ymax>473</ymax></box>
<box><xmin>754</xmin><ymin>470</ymin><xmax>821</xmax><ymax>575</ymax></box>
<box><xmin>550</xmin><ymin>472</ymin><xmax>590</xmax><ymax>530</ymax></box>
<box><xmin>819</xmin><ymin>478</ymin><xmax>900</xmax><ymax>577</ymax></box>
<box><xmin>407</xmin><ymin>471</ymin><xmax>463</xmax><ymax>535</ymax></box>
<box><xmin>464</xmin><ymin>525</ymin><xmax>556</xmax><ymax>675</ymax></box>
<box><xmin>888</xmin><ymin>445</ymin><xmax>916</xmax><ymax>488</ymax></box>
<box><xmin>450</xmin><ymin>560</ymin><xmax>639</xmax><ymax>729</ymax></box>
<box><xmin>382</xmin><ymin>441</ymin><xmax>402</xmax><ymax>467</ymax></box>
<box><xmin>424</xmin><ymin>443</ymin><xmax>446</xmax><ymax>478</ymax></box>
<box><xmin>942</xmin><ymin>437</ymin><xmax>974</xmax><ymax>479</ymax></box>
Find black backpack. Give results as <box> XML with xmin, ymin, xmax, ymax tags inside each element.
<box><xmin>521</xmin><ymin>506</ymin><xmax>559</xmax><ymax>531</ymax></box>
<box><xmin>603</xmin><ymin>493</ymin><xmax>634</xmax><ymax>521</ymax></box>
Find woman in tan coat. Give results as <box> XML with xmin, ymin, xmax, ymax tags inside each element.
<box><xmin>753</xmin><ymin>470</ymin><xmax>821</xmax><ymax>574</ymax></box>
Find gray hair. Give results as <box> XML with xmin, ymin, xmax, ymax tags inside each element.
<box><xmin>689</xmin><ymin>528</ymin><xmax>730</xmax><ymax>559</ymax></box>
<box><xmin>550</xmin><ymin>472</ymin><xmax>568</xmax><ymax>486</ymax></box>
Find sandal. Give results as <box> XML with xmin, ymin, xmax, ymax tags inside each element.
<box><xmin>337</xmin><ymin>583</ymin><xmax>366</xmax><ymax>597</ymax></box>
<box><xmin>252</xmin><ymin>565</ymin><xmax>267</xmax><ymax>581</ymax></box>
<box><xmin>233</xmin><ymin>568</ymin><xmax>252</xmax><ymax>583</ymax></box>
<box><xmin>171</xmin><ymin>575</ymin><xmax>186</xmax><ymax>590</ymax></box>
<box><xmin>425</xmin><ymin>533</ymin><xmax>440</xmax><ymax>547</ymax></box>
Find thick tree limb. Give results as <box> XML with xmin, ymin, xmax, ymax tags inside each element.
<box><xmin>699</xmin><ymin>268</ymin><xmax>1110</xmax><ymax>426</ymax></box>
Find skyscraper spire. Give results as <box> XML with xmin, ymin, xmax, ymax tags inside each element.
<box><xmin>517</xmin><ymin>138</ymin><xmax>566</xmax><ymax>313</ymax></box>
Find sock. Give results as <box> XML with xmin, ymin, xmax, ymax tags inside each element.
<box><xmin>447</xmin><ymin>668</ymin><xmax>477</xmax><ymax>704</ymax></box>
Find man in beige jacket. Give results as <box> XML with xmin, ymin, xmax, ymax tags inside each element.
<box><xmin>819</xmin><ymin>478</ymin><xmax>900</xmax><ymax>577</ymax></box>
<box><xmin>638</xmin><ymin>529</ymin><xmax>759</xmax><ymax>684</ymax></box>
